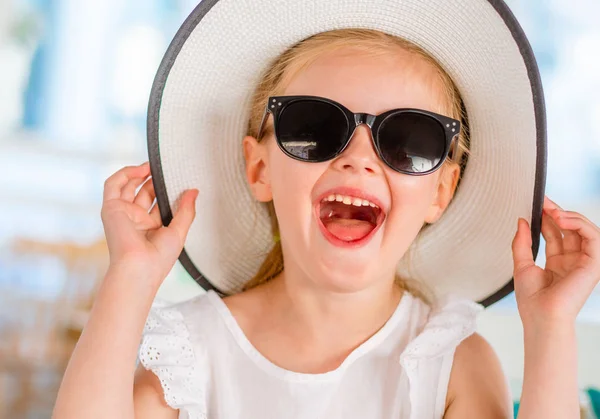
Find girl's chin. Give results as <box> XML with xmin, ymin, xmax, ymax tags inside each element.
<box><xmin>310</xmin><ymin>273</ymin><xmax>380</xmax><ymax>294</ymax></box>
<box><xmin>307</xmin><ymin>255</ymin><xmax>386</xmax><ymax>291</ymax></box>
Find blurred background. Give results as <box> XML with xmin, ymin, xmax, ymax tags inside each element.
<box><xmin>0</xmin><ymin>0</ymin><xmax>598</xmax><ymax>417</ymax></box>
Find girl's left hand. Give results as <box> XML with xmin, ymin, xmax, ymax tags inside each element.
<box><xmin>512</xmin><ymin>195</ymin><xmax>600</xmax><ymax>329</ymax></box>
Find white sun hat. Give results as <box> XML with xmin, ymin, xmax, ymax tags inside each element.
<box><xmin>147</xmin><ymin>0</ymin><xmax>546</xmax><ymax>306</ymax></box>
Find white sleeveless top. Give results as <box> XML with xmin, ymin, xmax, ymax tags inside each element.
<box><xmin>138</xmin><ymin>290</ymin><xmax>483</xmax><ymax>419</ymax></box>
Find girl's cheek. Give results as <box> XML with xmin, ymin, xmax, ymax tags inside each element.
<box><xmin>387</xmin><ymin>176</ymin><xmax>440</xmax><ymax>225</ymax></box>
<box><xmin>389</xmin><ymin>174</ymin><xmax>438</xmax><ymax>201</ymax></box>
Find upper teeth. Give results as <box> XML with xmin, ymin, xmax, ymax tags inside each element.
<box><xmin>322</xmin><ymin>194</ymin><xmax>379</xmax><ymax>208</ymax></box>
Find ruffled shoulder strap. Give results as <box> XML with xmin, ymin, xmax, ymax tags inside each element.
<box><xmin>399</xmin><ymin>294</ymin><xmax>484</xmax><ymax>419</ymax></box>
<box><xmin>138</xmin><ymin>295</ymin><xmax>210</xmax><ymax>419</ymax></box>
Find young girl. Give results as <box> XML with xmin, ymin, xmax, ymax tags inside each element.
<box><xmin>54</xmin><ymin>1</ymin><xmax>600</xmax><ymax>418</ymax></box>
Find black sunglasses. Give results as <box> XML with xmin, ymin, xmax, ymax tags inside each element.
<box><xmin>257</xmin><ymin>95</ymin><xmax>461</xmax><ymax>175</ymax></box>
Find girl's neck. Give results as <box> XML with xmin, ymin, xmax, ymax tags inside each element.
<box><xmin>261</xmin><ymin>269</ymin><xmax>404</xmax><ymax>348</ymax></box>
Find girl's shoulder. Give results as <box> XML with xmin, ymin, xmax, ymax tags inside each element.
<box><xmin>401</xmin><ymin>292</ymin><xmax>484</xmax><ymax>362</ymax></box>
<box><xmin>142</xmin><ymin>290</ymin><xmax>220</xmax><ymax>336</ymax></box>
<box><xmin>137</xmin><ymin>291</ymin><xmax>222</xmax><ymax>418</ymax></box>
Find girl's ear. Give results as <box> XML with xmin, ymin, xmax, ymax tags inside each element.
<box><xmin>424</xmin><ymin>162</ymin><xmax>460</xmax><ymax>224</ymax></box>
<box><xmin>243</xmin><ymin>135</ymin><xmax>273</xmax><ymax>202</ymax></box>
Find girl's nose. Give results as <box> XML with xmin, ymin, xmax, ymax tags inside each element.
<box><xmin>330</xmin><ymin>124</ymin><xmax>382</xmax><ymax>175</ymax></box>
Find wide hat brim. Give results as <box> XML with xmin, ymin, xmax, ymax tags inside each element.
<box><xmin>148</xmin><ymin>0</ymin><xmax>546</xmax><ymax>306</ymax></box>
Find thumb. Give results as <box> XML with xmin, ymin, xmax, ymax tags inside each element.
<box><xmin>169</xmin><ymin>189</ymin><xmax>199</xmax><ymax>245</ymax></box>
<box><xmin>512</xmin><ymin>218</ymin><xmax>535</xmax><ymax>277</ymax></box>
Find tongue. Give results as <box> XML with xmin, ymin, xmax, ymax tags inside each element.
<box><xmin>319</xmin><ymin>200</ymin><xmax>379</xmax><ymax>242</ymax></box>
<box><xmin>322</xmin><ymin>218</ymin><xmax>375</xmax><ymax>242</ymax></box>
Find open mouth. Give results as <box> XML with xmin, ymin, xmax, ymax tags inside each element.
<box><xmin>317</xmin><ymin>193</ymin><xmax>385</xmax><ymax>244</ymax></box>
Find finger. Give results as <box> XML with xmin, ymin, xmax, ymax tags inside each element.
<box><xmin>103</xmin><ymin>162</ymin><xmax>150</xmax><ymax>201</ymax></box>
<box><xmin>168</xmin><ymin>189</ymin><xmax>199</xmax><ymax>244</ymax></box>
<box><xmin>541</xmin><ymin>209</ymin><xmax>564</xmax><ymax>258</ymax></box>
<box><xmin>553</xmin><ymin>214</ymin><xmax>600</xmax><ymax>260</ymax></box>
<box><xmin>149</xmin><ymin>199</ymin><xmax>162</xmax><ymax>226</ymax></box>
<box><xmin>546</xmin><ymin>208</ymin><xmax>581</xmax><ymax>253</ymax></box>
<box><xmin>135</xmin><ymin>210</ymin><xmax>162</xmax><ymax>231</ymax></box>
<box><xmin>512</xmin><ymin>218</ymin><xmax>536</xmax><ymax>275</ymax></box>
<box><xmin>133</xmin><ymin>178</ymin><xmax>156</xmax><ymax>210</ymax></box>
<box><xmin>544</xmin><ymin>195</ymin><xmax>563</xmax><ymax>211</ymax></box>
<box><xmin>559</xmin><ymin>210</ymin><xmax>600</xmax><ymax>233</ymax></box>
<box><xmin>101</xmin><ymin>200</ymin><xmax>158</xmax><ymax>237</ymax></box>
<box><xmin>121</xmin><ymin>175</ymin><xmax>150</xmax><ymax>203</ymax></box>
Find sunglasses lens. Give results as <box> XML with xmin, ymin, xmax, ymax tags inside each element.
<box><xmin>277</xmin><ymin>100</ymin><xmax>349</xmax><ymax>161</ymax></box>
<box><xmin>377</xmin><ymin>112</ymin><xmax>447</xmax><ymax>173</ymax></box>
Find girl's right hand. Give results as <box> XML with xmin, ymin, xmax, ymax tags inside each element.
<box><xmin>101</xmin><ymin>162</ymin><xmax>198</xmax><ymax>288</ymax></box>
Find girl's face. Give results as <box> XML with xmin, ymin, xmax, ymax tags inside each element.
<box><xmin>244</xmin><ymin>46</ymin><xmax>460</xmax><ymax>293</ymax></box>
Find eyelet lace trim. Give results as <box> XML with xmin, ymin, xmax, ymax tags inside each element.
<box><xmin>399</xmin><ymin>295</ymin><xmax>483</xmax><ymax>419</ymax></box>
<box><xmin>139</xmin><ymin>300</ymin><xmax>207</xmax><ymax>419</ymax></box>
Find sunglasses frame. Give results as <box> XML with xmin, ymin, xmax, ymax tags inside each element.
<box><xmin>257</xmin><ymin>95</ymin><xmax>461</xmax><ymax>176</ymax></box>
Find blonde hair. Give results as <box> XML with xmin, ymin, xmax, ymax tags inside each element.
<box><xmin>243</xmin><ymin>28</ymin><xmax>470</xmax><ymax>302</ymax></box>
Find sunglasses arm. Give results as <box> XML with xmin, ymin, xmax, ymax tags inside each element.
<box><xmin>449</xmin><ymin>134</ymin><xmax>460</xmax><ymax>160</ymax></box>
<box><xmin>256</xmin><ymin>106</ymin><xmax>272</xmax><ymax>140</ymax></box>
